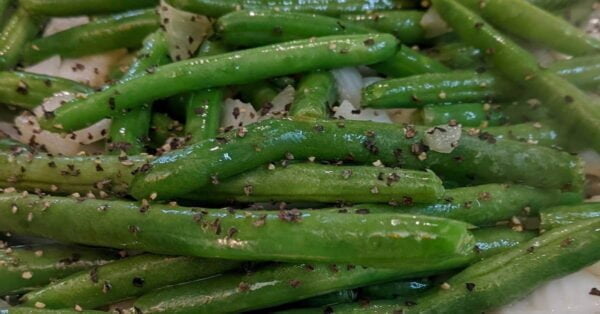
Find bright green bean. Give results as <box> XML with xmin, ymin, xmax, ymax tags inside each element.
<box><xmin>426</xmin><ymin>42</ymin><xmax>483</xmax><ymax>69</ymax></box>
<box><xmin>0</xmin><ymin>8</ymin><xmax>39</xmax><ymax>70</ymax></box>
<box><xmin>422</xmin><ymin>103</ymin><xmax>505</xmax><ymax>127</ymax></box>
<box><xmin>484</xmin><ymin>122</ymin><xmax>561</xmax><ymax>147</ymax></box>
<box><xmin>340</xmin><ymin>11</ymin><xmax>425</xmax><ymax>45</ymax></box>
<box><xmin>184</xmin><ymin>88</ymin><xmax>224</xmax><ymax>143</ymax></box>
<box><xmin>39</xmin><ymin>34</ymin><xmax>398</xmax><ymax>132</ymax></box>
<box><xmin>540</xmin><ymin>203</ymin><xmax>600</xmax><ymax>230</ymax></box>
<box><xmin>471</xmin><ymin>227</ymin><xmax>536</xmax><ymax>259</ymax></box>
<box><xmin>371</xmin><ymin>45</ymin><xmax>450</xmax><ymax>78</ymax></box>
<box><xmin>289</xmin><ymin>71</ymin><xmax>336</xmax><ymax>119</ymax></box>
<box><xmin>20</xmin><ymin>255</ymin><xmax>241</xmax><ymax>310</ymax></box>
<box><xmin>20</xmin><ymin>0</ymin><xmax>158</xmax><ymax>16</ymax></box>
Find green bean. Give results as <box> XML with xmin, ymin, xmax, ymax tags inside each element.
<box><xmin>295</xmin><ymin>289</ymin><xmax>358</xmax><ymax>307</ymax></box>
<box><xmin>4</xmin><ymin>309</ymin><xmax>103</xmax><ymax>314</ymax></box>
<box><xmin>308</xmin><ymin>218</ymin><xmax>600</xmax><ymax>313</ymax></box>
<box><xmin>434</xmin><ymin>0</ymin><xmax>600</xmax><ymax>152</ymax></box>
<box><xmin>359</xmin><ymin>184</ymin><xmax>581</xmax><ymax>226</ymax></box>
<box><xmin>107</xmin><ymin>31</ymin><xmax>170</xmax><ymax>155</ymax></box>
<box><xmin>540</xmin><ymin>203</ymin><xmax>600</xmax><ymax>230</ymax></box>
<box><xmin>471</xmin><ymin>227</ymin><xmax>536</xmax><ymax>259</ymax></box>
<box><xmin>20</xmin><ymin>255</ymin><xmax>241</xmax><ymax>310</ymax></box>
<box><xmin>340</xmin><ymin>11</ymin><xmax>425</xmax><ymax>45</ymax></box>
<box><xmin>496</xmin><ymin>100</ymin><xmax>551</xmax><ymax>124</ymax></box>
<box><xmin>20</xmin><ymin>0</ymin><xmax>158</xmax><ymax>16</ymax></box>
<box><xmin>133</xmin><ymin>262</ymin><xmax>440</xmax><ymax>314</ymax></box>
<box><xmin>483</xmin><ymin>122</ymin><xmax>561</xmax><ymax>147</ymax></box>
<box><xmin>184</xmin><ymin>163</ymin><xmax>445</xmax><ymax>204</ymax></box>
<box><xmin>0</xmin><ymin>244</ymin><xmax>116</xmax><ymax>295</ymax></box>
<box><xmin>23</xmin><ymin>9</ymin><xmax>159</xmax><ymax>65</ymax></box>
<box><xmin>422</xmin><ymin>103</ymin><xmax>505</xmax><ymax>127</ymax></box>
<box><xmin>289</xmin><ymin>71</ymin><xmax>336</xmax><ymax>119</ymax></box>
<box><xmin>0</xmin><ymin>71</ymin><xmax>92</xmax><ymax>110</ymax></box>
<box><xmin>548</xmin><ymin>55</ymin><xmax>600</xmax><ymax>91</ymax></box>
<box><xmin>270</xmin><ymin>76</ymin><xmax>297</xmax><ymax>89</ymax></box>
<box><xmin>183</xmin><ymin>88</ymin><xmax>224</xmax><ymax>143</ymax></box>
<box><xmin>458</xmin><ymin>0</ymin><xmax>600</xmax><ymax>56</ymax></box>
<box><xmin>527</xmin><ymin>0</ymin><xmax>573</xmax><ymax>10</ymax></box>
<box><xmin>371</xmin><ymin>45</ymin><xmax>450</xmax><ymax>78</ymax></box>
<box><xmin>218</xmin><ymin>10</ymin><xmax>373</xmax><ymax>48</ymax></box>
<box><xmin>0</xmin><ymin>138</ymin><xmax>30</xmax><ymax>152</ymax></box>
<box><xmin>0</xmin><ymin>0</ymin><xmax>12</xmax><ymax>29</ymax></box>
<box><xmin>0</xmin><ymin>8</ymin><xmax>39</xmax><ymax>71</ymax></box>
<box><xmin>165</xmin><ymin>0</ymin><xmax>404</xmax><ymax>17</ymax></box>
<box><xmin>0</xmin><ymin>193</ymin><xmax>477</xmax><ymax>269</ymax></box>
<box><xmin>237</xmin><ymin>81</ymin><xmax>280</xmax><ymax>109</ymax></box>
<box><xmin>149</xmin><ymin>113</ymin><xmax>183</xmax><ymax>148</ymax></box>
<box><xmin>131</xmin><ymin>119</ymin><xmax>583</xmax><ymax>200</ymax></box>
<box><xmin>426</xmin><ymin>42</ymin><xmax>483</xmax><ymax>69</ymax></box>
<box><xmin>39</xmin><ymin>34</ymin><xmax>398</xmax><ymax>132</ymax></box>
<box><xmin>359</xmin><ymin>279</ymin><xmax>432</xmax><ymax>300</ymax></box>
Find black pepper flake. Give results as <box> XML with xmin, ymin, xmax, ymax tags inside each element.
<box><xmin>194</xmin><ymin>107</ymin><xmax>206</xmax><ymax>115</ymax></box>
<box><xmin>16</xmin><ymin>80</ymin><xmax>29</xmax><ymax>95</ymax></box>
<box><xmin>89</xmin><ymin>267</ymin><xmax>99</xmax><ymax>283</ymax></box>
<box><xmin>238</xmin><ymin>281</ymin><xmax>250</xmax><ymax>292</ymax></box>
<box><xmin>465</xmin><ymin>282</ymin><xmax>476</xmax><ymax>291</ymax></box>
<box><xmin>95</xmin><ymin>164</ymin><xmax>104</xmax><ymax>172</ymax></box>
<box><xmin>363</xmin><ymin>139</ymin><xmax>379</xmax><ymax>154</ymax></box>
<box><xmin>526</xmin><ymin>246</ymin><xmax>535</xmax><ymax>253</ymax></box>
<box><xmin>329</xmin><ymin>264</ymin><xmax>339</xmax><ymax>273</ymax></box>
<box><xmin>363</xmin><ymin>38</ymin><xmax>375</xmax><ymax>46</ymax></box>
<box><xmin>278</xmin><ymin>209</ymin><xmax>302</xmax><ymax>223</ymax></box>
<box><xmin>564</xmin><ymin>95</ymin><xmax>574</xmax><ymax>103</ymax></box>
<box><xmin>305</xmin><ymin>264</ymin><xmax>315</xmax><ymax>271</ymax></box>
<box><xmin>386</xmin><ymin>173</ymin><xmax>401</xmax><ymax>185</ymax></box>
<box><xmin>289</xmin><ymin>279</ymin><xmax>301</xmax><ymax>288</ymax></box>
<box><xmin>404</xmin><ymin>300</ymin><xmax>417</xmax><ymax>306</ymax></box>
<box><xmin>560</xmin><ymin>237</ymin><xmax>574</xmax><ymax>247</ymax></box>
<box><xmin>128</xmin><ymin>225</ymin><xmax>140</xmax><ymax>234</ymax></box>
<box><xmin>210</xmin><ymin>218</ymin><xmax>222</xmax><ymax>235</ymax></box>
<box><xmin>108</xmin><ymin>97</ymin><xmax>116</xmax><ymax>110</ymax></box>
<box><xmin>48</xmin><ymin>161</ymin><xmax>56</xmax><ymax>168</ymax></box>
<box><xmin>243</xmin><ymin>184</ymin><xmax>253</xmax><ymax>196</ymax></box>
<box><xmin>43</xmin><ymin>79</ymin><xmax>52</xmax><ymax>87</ymax></box>
<box><xmin>477</xmin><ymin>192</ymin><xmax>492</xmax><ymax>201</ymax></box>
<box><xmin>402</xmin><ymin>196</ymin><xmax>413</xmax><ymax>206</ymax></box>
<box><xmin>474</xmin><ymin>22</ymin><xmax>484</xmax><ymax>28</ymax></box>
<box><xmin>324</xmin><ymin>306</ymin><xmax>334</xmax><ymax>314</ymax></box>
<box><xmin>589</xmin><ymin>287</ymin><xmax>600</xmax><ymax>296</ymax></box>
<box><xmin>102</xmin><ymin>281</ymin><xmax>112</xmax><ymax>293</ymax></box>
<box><xmin>478</xmin><ymin>132</ymin><xmax>497</xmax><ymax>144</ymax></box>
<box><xmin>227</xmin><ymin>227</ymin><xmax>238</xmax><ymax>239</ymax></box>
<box><xmin>355</xmin><ymin>208</ymin><xmax>370</xmax><ymax>214</ymax></box>
<box><xmin>132</xmin><ymin>277</ymin><xmax>145</xmax><ymax>287</ymax></box>
<box><xmin>314</xmin><ymin>124</ymin><xmax>324</xmax><ymax>132</ymax></box>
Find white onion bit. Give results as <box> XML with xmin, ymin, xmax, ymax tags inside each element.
<box><xmin>423</xmin><ymin>124</ymin><xmax>461</xmax><ymax>153</ymax></box>
<box><xmin>159</xmin><ymin>0</ymin><xmax>213</xmax><ymax>61</ymax></box>
<box><xmin>221</xmin><ymin>99</ymin><xmax>258</xmax><ymax>130</ymax></box>
<box><xmin>331</xmin><ymin>67</ymin><xmax>363</xmax><ymax>108</ymax></box>
<box><xmin>420</xmin><ymin>8</ymin><xmax>451</xmax><ymax>38</ymax></box>
<box><xmin>333</xmin><ymin>100</ymin><xmax>392</xmax><ymax>123</ymax></box>
<box><xmin>259</xmin><ymin>85</ymin><xmax>295</xmax><ymax>120</ymax></box>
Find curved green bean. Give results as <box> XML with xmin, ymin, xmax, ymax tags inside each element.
<box><xmin>165</xmin><ymin>0</ymin><xmax>404</xmax><ymax>17</ymax></box>
<box><xmin>39</xmin><ymin>34</ymin><xmax>398</xmax><ymax>132</ymax></box>
<box><xmin>540</xmin><ymin>203</ymin><xmax>600</xmax><ymax>230</ymax></box>
<box><xmin>20</xmin><ymin>255</ymin><xmax>241</xmax><ymax>310</ymax></box>
<box><xmin>1</xmin><ymin>244</ymin><xmax>116</xmax><ymax>295</ymax></box>
<box><xmin>0</xmin><ymin>71</ymin><xmax>92</xmax><ymax>110</ymax></box>
<box><xmin>422</xmin><ymin>103</ymin><xmax>505</xmax><ymax>127</ymax></box>
<box><xmin>23</xmin><ymin>9</ymin><xmax>159</xmax><ymax>65</ymax></box>
<box><xmin>20</xmin><ymin>0</ymin><xmax>158</xmax><ymax>16</ymax></box>
<box><xmin>289</xmin><ymin>71</ymin><xmax>336</xmax><ymax>119</ymax></box>
<box><xmin>340</xmin><ymin>11</ymin><xmax>425</xmax><ymax>45</ymax></box>
<box><xmin>0</xmin><ymin>193</ymin><xmax>477</xmax><ymax>269</ymax></box>
<box><xmin>0</xmin><ymin>8</ymin><xmax>39</xmax><ymax>70</ymax></box>
<box><xmin>371</xmin><ymin>45</ymin><xmax>450</xmax><ymax>78</ymax></box>
<box><xmin>471</xmin><ymin>227</ymin><xmax>536</xmax><ymax>259</ymax></box>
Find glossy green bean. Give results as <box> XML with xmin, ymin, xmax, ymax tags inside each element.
<box><xmin>184</xmin><ymin>88</ymin><xmax>224</xmax><ymax>143</ymax></box>
<box><xmin>133</xmin><ymin>262</ymin><xmax>439</xmax><ymax>314</ymax></box>
<box><xmin>295</xmin><ymin>289</ymin><xmax>358</xmax><ymax>307</ymax></box>
<box><xmin>458</xmin><ymin>0</ymin><xmax>600</xmax><ymax>56</ymax></box>
<box><xmin>0</xmin><ymin>244</ymin><xmax>116</xmax><ymax>295</ymax></box>
<box><xmin>359</xmin><ymin>279</ymin><xmax>432</xmax><ymax>300</ymax></box>
<box><xmin>107</xmin><ymin>31</ymin><xmax>170</xmax><ymax>155</ymax></box>
<box><xmin>434</xmin><ymin>0</ymin><xmax>600</xmax><ymax>152</ymax></box>
<box><xmin>39</xmin><ymin>34</ymin><xmax>398</xmax><ymax>132</ymax></box>
<box><xmin>308</xmin><ymin>219</ymin><xmax>600</xmax><ymax>313</ymax></box>
<box><xmin>184</xmin><ymin>163</ymin><xmax>445</xmax><ymax>204</ymax></box>
<box><xmin>471</xmin><ymin>227</ymin><xmax>536</xmax><ymax>259</ymax></box>
<box><xmin>165</xmin><ymin>0</ymin><xmax>404</xmax><ymax>17</ymax></box>
<box><xmin>496</xmin><ymin>100</ymin><xmax>551</xmax><ymax>124</ymax></box>
<box><xmin>218</xmin><ymin>10</ymin><xmax>373</xmax><ymax>47</ymax></box>
<box><xmin>426</xmin><ymin>42</ymin><xmax>483</xmax><ymax>69</ymax></box>
<box><xmin>20</xmin><ymin>0</ymin><xmax>158</xmax><ymax>16</ymax></box>
<box><xmin>131</xmin><ymin>119</ymin><xmax>583</xmax><ymax>200</ymax></box>
<box><xmin>0</xmin><ymin>8</ymin><xmax>39</xmax><ymax>70</ymax></box>
<box><xmin>21</xmin><ymin>255</ymin><xmax>241</xmax><ymax>310</ymax></box>
<box><xmin>340</xmin><ymin>11</ymin><xmax>425</xmax><ymax>45</ymax></box>
<box><xmin>23</xmin><ymin>9</ymin><xmax>159</xmax><ymax>65</ymax></box>
<box><xmin>422</xmin><ymin>103</ymin><xmax>505</xmax><ymax>127</ymax></box>
<box><xmin>371</xmin><ymin>45</ymin><xmax>450</xmax><ymax>78</ymax></box>
<box><xmin>359</xmin><ymin>184</ymin><xmax>581</xmax><ymax>226</ymax></box>
<box><xmin>548</xmin><ymin>55</ymin><xmax>600</xmax><ymax>91</ymax></box>
<box><xmin>289</xmin><ymin>71</ymin><xmax>336</xmax><ymax>119</ymax></box>
<box><xmin>484</xmin><ymin>122</ymin><xmax>561</xmax><ymax>147</ymax></box>
<box><xmin>540</xmin><ymin>203</ymin><xmax>600</xmax><ymax>230</ymax></box>
<box><xmin>0</xmin><ymin>193</ymin><xmax>477</xmax><ymax>269</ymax></box>
<box><xmin>0</xmin><ymin>71</ymin><xmax>92</xmax><ymax>110</ymax></box>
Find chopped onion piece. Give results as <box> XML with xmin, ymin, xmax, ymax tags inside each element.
<box><xmin>0</xmin><ymin>121</ymin><xmax>19</xmax><ymax>139</ymax></box>
<box><xmin>388</xmin><ymin>109</ymin><xmax>418</xmax><ymax>124</ymax></box>
<box><xmin>333</xmin><ymin>100</ymin><xmax>392</xmax><ymax>123</ymax></box>
<box><xmin>43</xmin><ymin>17</ymin><xmax>90</xmax><ymax>37</ymax></box>
<box><xmin>259</xmin><ymin>85</ymin><xmax>295</xmax><ymax>120</ymax></box>
<box><xmin>421</xmin><ymin>8</ymin><xmax>451</xmax><ymax>38</ymax></box>
<box><xmin>423</xmin><ymin>124</ymin><xmax>461</xmax><ymax>153</ymax></box>
<box><xmin>580</xmin><ymin>150</ymin><xmax>600</xmax><ymax>177</ymax></box>
<box><xmin>362</xmin><ymin>76</ymin><xmax>384</xmax><ymax>87</ymax></box>
<box><xmin>24</xmin><ymin>56</ymin><xmax>62</xmax><ymax>77</ymax></box>
<box><xmin>587</xmin><ymin>261</ymin><xmax>600</xmax><ymax>278</ymax></box>
<box><xmin>331</xmin><ymin>67</ymin><xmax>363</xmax><ymax>108</ymax></box>
<box><xmin>221</xmin><ymin>98</ymin><xmax>258</xmax><ymax>130</ymax></box>
<box><xmin>58</xmin><ymin>49</ymin><xmax>128</xmax><ymax>88</ymax></box>
<box><xmin>159</xmin><ymin>0</ymin><xmax>213</xmax><ymax>61</ymax></box>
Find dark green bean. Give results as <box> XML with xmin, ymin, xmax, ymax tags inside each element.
<box><xmin>184</xmin><ymin>88</ymin><xmax>224</xmax><ymax>143</ymax></box>
<box><xmin>426</xmin><ymin>42</ymin><xmax>483</xmax><ymax>69</ymax></box>
<box><xmin>39</xmin><ymin>34</ymin><xmax>398</xmax><ymax>132</ymax></box>
<box><xmin>237</xmin><ymin>81</ymin><xmax>279</xmax><ymax>109</ymax></box>
<box><xmin>20</xmin><ymin>0</ymin><xmax>158</xmax><ymax>16</ymax></box>
<box><xmin>0</xmin><ymin>8</ymin><xmax>40</xmax><ymax>70</ymax></box>
<box><xmin>23</xmin><ymin>9</ymin><xmax>159</xmax><ymax>65</ymax></box>
<box><xmin>340</xmin><ymin>11</ymin><xmax>425</xmax><ymax>45</ymax></box>
<box><xmin>0</xmin><ymin>244</ymin><xmax>116</xmax><ymax>295</ymax></box>
<box><xmin>289</xmin><ymin>71</ymin><xmax>336</xmax><ymax>119</ymax></box>
<box><xmin>540</xmin><ymin>203</ymin><xmax>600</xmax><ymax>230</ymax></box>
<box><xmin>471</xmin><ymin>227</ymin><xmax>536</xmax><ymax>259</ymax></box>
<box><xmin>4</xmin><ymin>309</ymin><xmax>103</xmax><ymax>314</ymax></box>
<box><xmin>295</xmin><ymin>289</ymin><xmax>358</xmax><ymax>307</ymax></box>
<box><xmin>359</xmin><ymin>279</ymin><xmax>432</xmax><ymax>300</ymax></box>
<box><xmin>371</xmin><ymin>45</ymin><xmax>450</xmax><ymax>78</ymax></box>
<box><xmin>0</xmin><ymin>0</ymin><xmax>12</xmax><ymax>29</ymax></box>
<box><xmin>20</xmin><ymin>255</ymin><xmax>241</xmax><ymax>310</ymax></box>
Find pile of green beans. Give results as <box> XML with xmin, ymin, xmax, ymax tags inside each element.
<box><xmin>0</xmin><ymin>0</ymin><xmax>597</xmax><ymax>312</ymax></box>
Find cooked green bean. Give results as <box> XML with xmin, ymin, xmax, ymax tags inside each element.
<box><xmin>426</xmin><ymin>42</ymin><xmax>483</xmax><ymax>69</ymax></box>
<box><xmin>39</xmin><ymin>34</ymin><xmax>398</xmax><ymax>132</ymax></box>
<box><xmin>303</xmin><ymin>218</ymin><xmax>600</xmax><ymax>313</ymax></box>
<box><xmin>108</xmin><ymin>31</ymin><xmax>170</xmax><ymax>155</ymax></box>
<box><xmin>340</xmin><ymin>11</ymin><xmax>425</xmax><ymax>45</ymax></box>
<box><xmin>1</xmin><ymin>244</ymin><xmax>116</xmax><ymax>295</ymax></box>
<box><xmin>527</xmin><ymin>0</ymin><xmax>573</xmax><ymax>9</ymax></box>
<box><xmin>0</xmin><ymin>0</ymin><xmax>12</xmax><ymax>28</ymax></box>
<box><xmin>434</xmin><ymin>0</ymin><xmax>600</xmax><ymax>152</ymax></box>
<box><xmin>4</xmin><ymin>309</ymin><xmax>103</xmax><ymax>314</ymax></box>
<box><xmin>184</xmin><ymin>163</ymin><xmax>445</xmax><ymax>204</ymax></box>
<box><xmin>184</xmin><ymin>88</ymin><xmax>224</xmax><ymax>143</ymax></box>
<box><xmin>371</xmin><ymin>45</ymin><xmax>450</xmax><ymax>78</ymax></box>
<box><xmin>237</xmin><ymin>81</ymin><xmax>279</xmax><ymax>109</ymax></box>
<box><xmin>133</xmin><ymin>262</ymin><xmax>438</xmax><ymax>314</ymax></box>
<box><xmin>23</xmin><ymin>9</ymin><xmax>159</xmax><ymax>65</ymax></box>
<box><xmin>0</xmin><ymin>8</ymin><xmax>39</xmax><ymax>70</ymax></box>
<box><xmin>471</xmin><ymin>227</ymin><xmax>537</xmax><ymax>259</ymax></box>
<box><xmin>20</xmin><ymin>255</ymin><xmax>241</xmax><ymax>310</ymax></box>
<box><xmin>496</xmin><ymin>100</ymin><xmax>551</xmax><ymax>124</ymax></box>
<box><xmin>131</xmin><ymin>119</ymin><xmax>583</xmax><ymax>200</ymax></box>
<box><xmin>217</xmin><ymin>10</ymin><xmax>373</xmax><ymax>48</ymax></box>
<box><xmin>548</xmin><ymin>55</ymin><xmax>600</xmax><ymax>91</ymax></box>
<box><xmin>149</xmin><ymin>113</ymin><xmax>183</xmax><ymax>148</ymax></box>
<box><xmin>295</xmin><ymin>289</ymin><xmax>358</xmax><ymax>307</ymax></box>
<box><xmin>0</xmin><ymin>193</ymin><xmax>477</xmax><ymax>269</ymax></box>
<box><xmin>484</xmin><ymin>122</ymin><xmax>561</xmax><ymax>147</ymax></box>
<box><xmin>421</xmin><ymin>103</ymin><xmax>505</xmax><ymax>127</ymax></box>
<box><xmin>0</xmin><ymin>71</ymin><xmax>92</xmax><ymax>110</ymax></box>
<box><xmin>359</xmin><ymin>278</ymin><xmax>432</xmax><ymax>300</ymax></box>
<box><xmin>358</xmin><ymin>184</ymin><xmax>581</xmax><ymax>226</ymax></box>
<box><xmin>165</xmin><ymin>0</ymin><xmax>404</xmax><ymax>17</ymax></box>
<box><xmin>458</xmin><ymin>0</ymin><xmax>600</xmax><ymax>56</ymax></box>
<box><xmin>289</xmin><ymin>71</ymin><xmax>336</xmax><ymax>119</ymax></box>
<box><xmin>540</xmin><ymin>203</ymin><xmax>600</xmax><ymax>230</ymax></box>
<box><xmin>20</xmin><ymin>0</ymin><xmax>158</xmax><ymax>16</ymax></box>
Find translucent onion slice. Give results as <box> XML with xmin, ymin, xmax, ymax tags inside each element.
<box><xmin>259</xmin><ymin>85</ymin><xmax>295</xmax><ymax>120</ymax></box>
<box><xmin>423</xmin><ymin>124</ymin><xmax>461</xmax><ymax>154</ymax></box>
<box><xmin>420</xmin><ymin>8</ymin><xmax>451</xmax><ymax>38</ymax></box>
<box><xmin>159</xmin><ymin>0</ymin><xmax>213</xmax><ymax>61</ymax></box>
<box><xmin>332</xmin><ymin>67</ymin><xmax>363</xmax><ymax>108</ymax></box>
<box><xmin>221</xmin><ymin>98</ymin><xmax>258</xmax><ymax>130</ymax></box>
<box><xmin>333</xmin><ymin>100</ymin><xmax>392</xmax><ymax>123</ymax></box>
